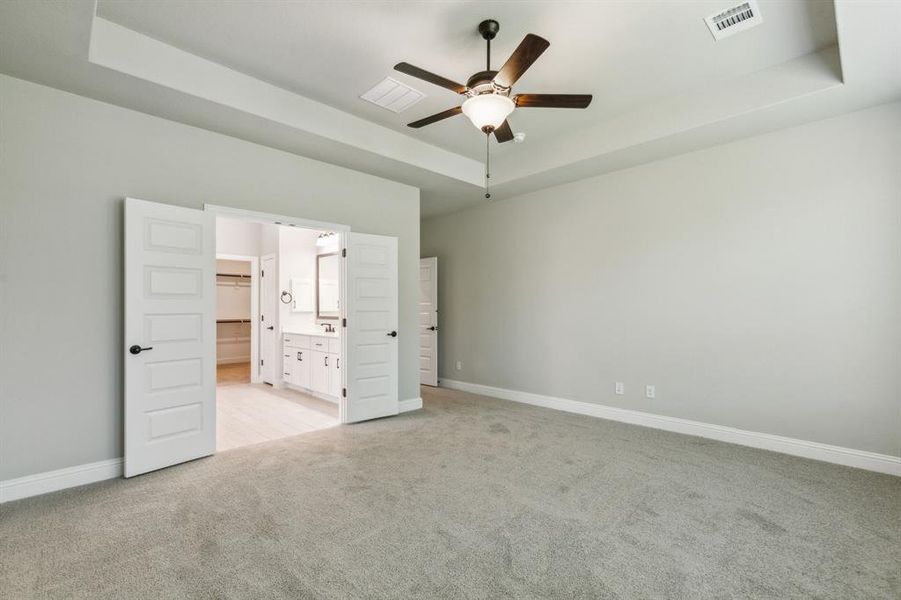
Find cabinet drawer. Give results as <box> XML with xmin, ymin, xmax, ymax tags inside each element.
<box><xmin>283</xmin><ymin>334</ymin><xmax>310</xmax><ymax>349</ymax></box>
<box><xmin>328</xmin><ymin>337</ymin><xmax>341</xmax><ymax>354</ymax></box>
<box><xmin>310</xmin><ymin>337</ymin><xmax>329</xmax><ymax>351</ymax></box>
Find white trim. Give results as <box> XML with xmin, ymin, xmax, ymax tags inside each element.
<box><xmin>440</xmin><ymin>379</ymin><xmax>901</xmax><ymax>477</ymax></box>
<box><xmin>399</xmin><ymin>397</ymin><xmax>422</xmax><ymax>413</ymax></box>
<box><xmin>205</xmin><ymin>203</ymin><xmax>351</xmax><ymax>232</ymax></box>
<box><xmin>0</xmin><ymin>458</ymin><xmax>123</xmax><ymax>504</ymax></box>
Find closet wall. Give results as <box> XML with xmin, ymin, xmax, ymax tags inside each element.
<box><xmin>215</xmin><ymin>218</ymin><xmax>262</xmax><ymax>366</ymax></box>
<box><xmin>216</xmin><ymin>259</ymin><xmax>252</xmax><ymax>365</ymax></box>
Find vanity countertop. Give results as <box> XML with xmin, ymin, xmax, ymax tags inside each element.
<box><xmin>283</xmin><ymin>328</ymin><xmax>340</xmax><ymax>339</ymax></box>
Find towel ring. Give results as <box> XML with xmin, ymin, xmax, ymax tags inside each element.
<box><xmin>280</xmin><ymin>291</ymin><xmax>293</xmax><ymax>304</ymax></box>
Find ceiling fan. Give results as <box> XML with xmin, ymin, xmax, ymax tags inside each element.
<box><xmin>395</xmin><ymin>19</ymin><xmax>592</xmax><ymax>144</ymax></box>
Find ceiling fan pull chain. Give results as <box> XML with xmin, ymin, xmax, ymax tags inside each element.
<box><xmin>485</xmin><ymin>133</ymin><xmax>491</xmax><ymax>199</ymax></box>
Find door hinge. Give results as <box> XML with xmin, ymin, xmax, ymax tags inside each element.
<box><xmin>342</xmin><ymin>318</ymin><xmax>346</xmax><ymax>328</ymax></box>
<box><xmin>260</xmin><ymin>359</ymin><xmax>264</xmax><ymax>366</ymax></box>
<box><xmin>342</xmin><ymin>387</ymin><xmax>347</xmax><ymax>398</ymax></box>
<box><xmin>342</xmin><ymin>248</ymin><xmax>346</xmax><ymax>258</ymax></box>
<box><xmin>261</xmin><ymin>269</ymin><xmax>264</xmax><ymax>277</ymax></box>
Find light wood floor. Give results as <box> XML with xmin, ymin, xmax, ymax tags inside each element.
<box><xmin>216</xmin><ymin>363</ymin><xmax>339</xmax><ymax>451</ymax></box>
<box><xmin>216</xmin><ymin>362</ymin><xmax>252</xmax><ymax>385</ymax></box>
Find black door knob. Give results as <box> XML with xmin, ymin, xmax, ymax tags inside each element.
<box><xmin>387</xmin><ymin>331</ymin><xmax>397</xmax><ymax>337</ymax></box>
<box><xmin>129</xmin><ymin>345</ymin><xmax>153</xmax><ymax>355</ymax></box>
<box><xmin>428</xmin><ymin>326</ymin><xmax>438</xmax><ymax>331</ymax></box>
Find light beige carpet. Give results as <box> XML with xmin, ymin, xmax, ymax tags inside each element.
<box><xmin>1</xmin><ymin>385</ymin><xmax>899</xmax><ymax>599</ymax></box>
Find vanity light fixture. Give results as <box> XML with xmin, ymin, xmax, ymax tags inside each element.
<box><xmin>316</xmin><ymin>232</ymin><xmax>336</xmax><ymax>247</ymax></box>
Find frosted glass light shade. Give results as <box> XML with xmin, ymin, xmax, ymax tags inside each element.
<box><xmin>462</xmin><ymin>94</ymin><xmax>515</xmax><ymax>132</ymax></box>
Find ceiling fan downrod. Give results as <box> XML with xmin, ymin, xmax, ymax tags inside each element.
<box><xmin>478</xmin><ymin>19</ymin><xmax>499</xmax><ymax>71</ymax></box>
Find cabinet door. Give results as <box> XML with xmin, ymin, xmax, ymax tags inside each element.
<box><xmin>328</xmin><ymin>353</ymin><xmax>341</xmax><ymax>398</ymax></box>
<box><xmin>293</xmin><ymin>349</ymin><xmax>311</xmax><ymax>389</ymax></box>
<box><xmin>311</xmin><ymin>350</ymin><xmax>329</xmax><ymax>394</ymax></box>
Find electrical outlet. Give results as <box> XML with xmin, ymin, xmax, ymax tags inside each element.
<box><xmin>615</xmin><ymin>382</ymin><xmax>625</xmax><ymax>395</ymax></box>
<box><xmin>646</xmin><ymin>385</ymin><xmax>656</xmax><ymax>399</ymax></box>
<box><xmin>455</xmin><ymin>360</ymin><xmax>462</xmax><ymax>371</ymax></box>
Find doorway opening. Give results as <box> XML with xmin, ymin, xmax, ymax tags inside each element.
<box><xmin>124</xmin><ymin>197</ymin><xmax>400</xmax><ymax>478</ymax></box>
<box><xmin>214</xmin><ymin>214</ymin><xmax>344</xmax><ymax>451</ymax></box>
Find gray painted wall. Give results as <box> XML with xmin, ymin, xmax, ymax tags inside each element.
<box><xmin>0</xmin><ymin>74</ymin><xmax>420</xmax><ymax>481</ymax></box>
<box><xmin>422</xmin><ymin>102</ymin><xmax>901</xmax><ymax>457</ymax></box>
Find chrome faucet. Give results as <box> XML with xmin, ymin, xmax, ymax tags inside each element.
<box><xmin>321</xmin><ymin>323</ymin><xmax>335</xmax><ymax>333</ymax></box>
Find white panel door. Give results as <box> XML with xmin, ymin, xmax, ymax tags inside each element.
<box><xmin>260</xmin><ymin>254</ymin><xmax>277</xmax><ymax>383</ymax></box>
<box><xmin>344</xmin><ymin>233</ymin><xmax>398</xmax><ymax>423</ymax></box>
<box><xmin>419</xmin><ymin>257</ymin><xmax>438</xmax><ymax>387</ymax></box>
<box><xmin>124</xmin><ymin>198</ymin><xmax>216</xmax><ymax>477</ymax></box>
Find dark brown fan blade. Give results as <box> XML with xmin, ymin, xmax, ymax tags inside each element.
<box><xmin>514</xmin><ymin>94</ymin><xmax>592</xmax><ymax>108</ymax></box>
<box><xmin>394</xmin><ymin>62</ymin><xmax>467</xmax><ymax>94</ymax></box>
<box><xmin>493</xmin><ymin>34</ymin><xmax>550</xmax><ymax>89</ymax></box>
<box><xmin>494</xmin><ymin>120</ymin><xmax>514</xmax><ymax>143</ymax></box>
<box><xmin>407</xmin><ymin>106</ymin><xmax>463</xmax><ymax>128</ymax></box>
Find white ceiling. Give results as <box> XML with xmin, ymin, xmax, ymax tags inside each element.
<box><xmin>0</xmin><ymin>1</ymin><xmax>899</xmax><ymax>219</ymax></box>
<box><xmin>96</xmin><ymin>1</ymin><xmax>838</xmax><ymax>161</ymax></box>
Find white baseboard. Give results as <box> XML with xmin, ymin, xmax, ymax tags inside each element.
<box><xmin>440</xmin><ymin>379</ymin><xmax>901</xmax><ymax>477</ymax></box>
<box><xmin>2</xmin><ymin>397</ymin><xmax>423</xmax><ymax>504</ymax></box>
<box><xmin>0</xmin><ymin>458</ymin><xmax>123</xmax><ymax>504</ymax></box>
<box><xmin>399</xmin><ymin>397</ymin><xmax>422</xmax><ymax>413</ymax></box>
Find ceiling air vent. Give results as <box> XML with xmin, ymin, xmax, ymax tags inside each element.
<box><xmin>360</xmin><ymin>77</ymin><xmax>425</xmax><ymax>113</ymax></box>
<box><xmin>704</xmin><ymin>1</ymin><xmax>763</xmax><ymax>41</ymax></box>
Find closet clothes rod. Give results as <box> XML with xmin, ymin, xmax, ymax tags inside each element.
<box><xmin>216</xmin><ymin>319</ymin><xmax>252</xmax><ymax>324</ymax></box>
<box><xmin>216</xmin><ymin>273</ymin><xmax>251</xmax><ymax>278</ymax></box>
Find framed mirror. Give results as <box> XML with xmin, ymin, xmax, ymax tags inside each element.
<box><xmin>316</xmin><ymin>252</ymin><xmax>340</xmax><ymax>319</ymax></box>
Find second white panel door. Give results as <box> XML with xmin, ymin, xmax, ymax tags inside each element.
<box><xmin>419</xmin><ymin>257</ymin><xmax>438</xmax><ymax>387</ymax></box>
<box><xmin>344</xmin><ymin>232</ymin><xmax>399</xmax><ymax>423</ymax></box>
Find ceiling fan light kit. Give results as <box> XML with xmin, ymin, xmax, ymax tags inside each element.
<box><xmin>461</xmin><ymin>94</ymin><xmax>514</xmax><ymax>132</ymax></box>
<box><xmin>394</xmin><ymin>19</ymin><xmax>592</xmax><ymax>198</ymax></box>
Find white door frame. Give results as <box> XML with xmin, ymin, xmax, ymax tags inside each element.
<box><xmin>204</xmin><ymin>203</ymin><xmax>352</xmax><ymax>422</ymax></box>
<box><xmin>204</xmin><ymin>204</ymin><xmax>350</xmax><ymax>233</ymax></box>
<box><xmin>216</xmin><ymin>253</ymin><xmax>260</xmax><ymax>383</ymax></box>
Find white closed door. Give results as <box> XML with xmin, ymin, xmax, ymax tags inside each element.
<box><xmin>124</xmin><ymin>198</ymin><xmax>216</xmax><ymax>477</ymax></box>
<box><xmin>419</xmin><ymin>257</ymin><xmax>438</xmax><ymax>386</ymax></box>
<box><xmin>260</xmin><ymin>254</ymin><xmax>277</xmax><ymax>383</ymax></box>
<box><xmin>344</xmin><ymin>233</ymin><xmax>399</xmax><ymax>423</ymax></box>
